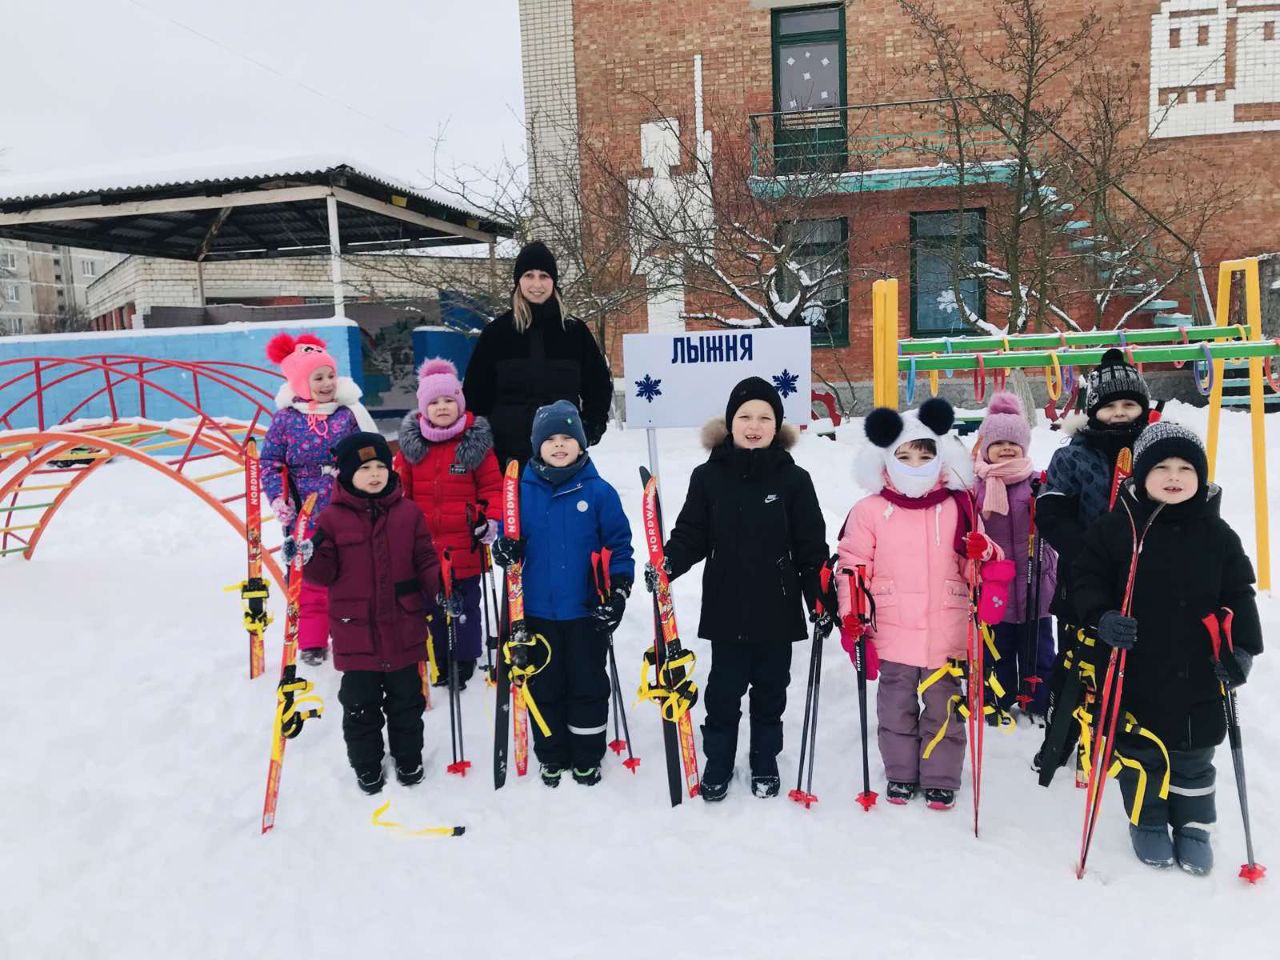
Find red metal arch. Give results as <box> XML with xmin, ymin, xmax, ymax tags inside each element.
<box><xmin>0</xmin><ymin>425</ymin><xmax>283</xmax><ymax>589</ymax></box>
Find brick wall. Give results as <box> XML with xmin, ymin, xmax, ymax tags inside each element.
<box><xmin>544</xmin><ymin>0</ymin><xmax>1280</xmax><ymax>381</ymax></box>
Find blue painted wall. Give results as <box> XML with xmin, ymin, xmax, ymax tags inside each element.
<box><xmin>412</xmin><ymin>326</ymin><xmax>478</xmax><ymax>381</ymax></box>
<box><xmin>0</xmin><ymin>319</ymin><xmax>362</xmax><ymax>430</ymax></box>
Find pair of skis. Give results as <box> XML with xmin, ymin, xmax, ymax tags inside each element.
<box><xmin>639</xmin><ymin>468</ymin><xmax>700</xmax><ymax>805</ymax></box>
<box><xmin>261</xmin><ymin>492</ymin><xmax>323</xmax><ymax>834</ymax></box>
<box><xmin>493</xmin><ymin>460</ymin><xmax>551</xmax><ymax>789</ymax></box>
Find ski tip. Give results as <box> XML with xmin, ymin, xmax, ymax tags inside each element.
<box><xmin>639</xmin><ymin>466</ymin><xmax>651</xmax><ymax>484</ymax></box>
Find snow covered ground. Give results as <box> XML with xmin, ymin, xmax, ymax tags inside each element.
<box><xmin>2</xmin><ymin>401</ymin><xmax>1277</xmax><ymax>959</ymax></box>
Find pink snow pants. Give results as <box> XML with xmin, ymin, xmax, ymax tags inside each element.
<box><xmin>298</xmin><ymin>580</ymin><xmax>331</xmax><ymax>651</ymax></box>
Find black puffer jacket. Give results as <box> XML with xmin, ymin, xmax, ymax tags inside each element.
<box><xmin>664</xmin><ymin>421</ymin><xmax>828</xmax><ymax>646</ymax></box>
<box><xmin>1071</xmin><ymin>482</ymin><xmax>1262</xmax><ymax>751</ymax></box>
<box><xmin>462</xmin><ymin>300</ymin><xmax>613</xmax><ymax>465</ymax></box>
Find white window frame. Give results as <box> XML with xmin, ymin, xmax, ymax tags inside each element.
<box><xmin>0</xmin><ymin>252</ymin><xmax>16</xmax><ymax>270</ymax></box>
<box><xmin>81</xmin><ymin>259</ymin><xmax>97</xmax><ymax>277</ymax></box>
<box><xmin>3</xmin><ymin>282</ymin><xmax>20</xmax><ymax>303</ymax></box>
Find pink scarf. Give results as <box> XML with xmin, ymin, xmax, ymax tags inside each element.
<box><xmin>974</xmin><ymin>457</ymin><xmax>1033</xmax><ymax>517</ymax></box>
<box><xmin>419</xmin><ymin>411</ymin><xmax>469</xmax><ymax>444</ymax></box>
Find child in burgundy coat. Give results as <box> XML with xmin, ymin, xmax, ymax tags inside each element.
<box><xmin>302</xmin><ymin>432</ymin><xmax>441</xmax><ymax>794</ymax></box>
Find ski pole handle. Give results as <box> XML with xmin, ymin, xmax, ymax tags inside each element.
<box><xmin>441</xmin><ymin>548</ymin><xmax>455</xmax><ymax>599</ymax></box>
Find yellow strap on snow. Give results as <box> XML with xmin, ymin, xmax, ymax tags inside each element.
<box><xmin>371</xmin><ymin>801</ymin><xmax>464</xmax><ymax>838</ymax></box>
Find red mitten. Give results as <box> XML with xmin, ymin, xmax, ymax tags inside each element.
<box><xmin>840</xmin><ymin>619</ymin><xmax>879</xmax><ymax>680</ymax></box>
<box><xmin>965</xmin><ymin>531</ymin><xmax>997</xmax><ymax>561</ymax></box>
<box><xmin>977</xmin><ymin>558</ymin><xmax>1018</xmax><ymax>625</ymax></box>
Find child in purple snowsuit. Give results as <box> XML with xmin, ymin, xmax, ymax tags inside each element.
<box><xmin>972</xmin><ymin>392</ymin><xmax>1057</xmax><ymax>720</ymax></box>
<box><xmin>261</xmin><ymin>332</ymin><xmax>376</xmax><ymax>665</ymax></box>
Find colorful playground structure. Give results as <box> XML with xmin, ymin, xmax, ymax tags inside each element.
<box><xmin>872</xmin><ymin>258</ymin><xmax>1279</xmax><ymax>592</ymax></box>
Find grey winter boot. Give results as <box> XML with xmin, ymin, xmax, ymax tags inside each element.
<box><xmin>1173</xmin><ymin>828</ymin><xmax>1214</xmax><ymax>876</ymax></box>
<box><xmin>1128</xmin><ymin>825</ymin><xmax>1175</xmax><ymax>868</ymax></box>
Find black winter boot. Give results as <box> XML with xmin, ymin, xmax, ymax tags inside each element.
<box><xmin>750</xmin><ymin>755</ymin><xmax>780</xmax><ymax>798</ymax></box>
<box><xmin>572</xmin><ymin>766</ymin><xmax>602</xmax><ymax>786</ymax></box>
<box><xmin>539</xmin><ymin>763</ymin><xmax>564</xmax><ymax>788</ymax></box>
<box><xmin>355</xmin><ymin>762</ymin><xmax>385</xmax><ymax>795</ymax></box>
<box><xmin>394</xmin><ymin>757</ymin><xmax>424</xmax><ymax>786</ymax></box>
<box><xmin>300</xmin><ymin>647</ymin><xmax>328</xmax><ymax>667</ymax></box>
<box><xmin>701</xmin><ymin>756</ymin><xmax>733</xmax><ymax>803</ymax></box>
<box><xmin>886</xmin><ymin>781</ymin><xmax>917</xmax><ymax>805</ymax></box>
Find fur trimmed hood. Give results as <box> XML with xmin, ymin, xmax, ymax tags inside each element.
<box><xmin>1058</xmin><ymin>411</ymin><xmax>1089</xmax><ymax>438</ymax></box>
<box><xmin>700</xmin><ymin>418</ymin><xmax>799</xmax><ymax>451</ymax></box>
<box><xmin>397</xmin><ymin>411</ymin><xmax>495</xmax><ymax>468</ymax></box>
<box><xmin>273</xmin><ymin>377</ymin><xmax>376</xmax><ymax>432</ymax></box>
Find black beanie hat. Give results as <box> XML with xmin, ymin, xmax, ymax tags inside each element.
<box><xmin>1086</xmin><ymin>348</ymin><xmax>1150</xmax><ymax>418</ymax></box>
<box><xmin>512</xmin><ymin>241</ymin><xmax>558</xmax><ymax>288</ymax></box>
<box><xmin>1132</xmin><ymin>420</ymin><xmax>1208</xmax><ymax>492</ymax></box>
<box><xmin>724</xmin><ymin>376</ymin><xmax>784</xmax><ymax>429</ymax></box>
<box><xmin>333</xmin><ymin>432</ymin><xmax>394</xmax><ymax>493</ymax></box>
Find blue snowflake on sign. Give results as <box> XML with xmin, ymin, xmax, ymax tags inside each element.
<box><xmin>772</xmin><ymin>368</ymin><xmax>800</xmax><ymax>399</ymax></box>
<box><xmin>634</xmin><ymin>373</ymin><xmax>663</xmax><ymax>403</ymax></box>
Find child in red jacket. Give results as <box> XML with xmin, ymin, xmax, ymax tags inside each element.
<box><xmin>303</xmin><ymin>432</ymin><xmax>442</xmax><ymax>794</ymax></box>
<box><xmin>394</xmin><ymin>359</ymin><xmax>503</xmax><ymax>689</ymax></box>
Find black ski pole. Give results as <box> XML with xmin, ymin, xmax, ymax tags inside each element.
<box><xmin>442</xmin><ymin>550</ymin><xmax>470</xmax><ymax>776</ymax></box>
<box><xmin>788</xmin><ymin>625</ymin><xmax>821</xmax><ymax>808</ymax></box>
<box><xmin>1203</xmin><ymin>609</ymin><xmax>1266</xmax><ymax>884</ymax></box>
<box><xmin>804</xmin><ymin>627</ymin><xmax>824</xmax><ymax>801</ymax></box>
<box><xmin>593</xmin><ymin>549</ymin><xmax>639</xmax><ymax>772</ymax></box>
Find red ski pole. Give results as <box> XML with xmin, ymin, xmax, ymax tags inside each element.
<box><xmin>851</xmin><ymin>564</ymin><xmax>878</xmax><ymax>812</ymax></box>
<box><xmin>593</xmin><ymin>548</ymin><xmax>639</xmax><ymax>772</ymax></box>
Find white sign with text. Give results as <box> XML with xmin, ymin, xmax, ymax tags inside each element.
<box><xmin>623</xmin><ymin>327</ymin><xmax>812</xmax><ymax>429</ymax></box>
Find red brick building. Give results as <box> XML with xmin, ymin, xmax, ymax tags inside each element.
<box><xmin>520</xmin><ymin>0</ymin><xmax>1280</xmax><ymax>383</ymax></box>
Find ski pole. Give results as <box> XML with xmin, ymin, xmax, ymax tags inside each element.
<box><xmin>850</xmin><ymin>564</ymin><xmax>877</xmax><ymax>812</ymax></box>
<box><xmin>1203</xmin><ymin>609</ymin><xmax>1266</xmax><ymax>884</ymax></box>
<box><xmin>469</xmin><ymin>502</ymin><xmax>499</xmax><ymax>686</ymax></box>
<box><xmin>441</xmin><ymin>549</ymin><xmax>470</xmax><ymax>776</ymax></box>
<box><xmin>788</xmin><ymin>619</ymin><xmax>821</xmax><ymax>808</ymax></box>
<box><xmin>1017</xmin><ymin>475</ymin><xmax>1042</xmax><ymax>711</ymax></box>
<box><xmin>592</xmin><ymin>549</ymin><xmax>639</xmax><ymax>772</ymax></box>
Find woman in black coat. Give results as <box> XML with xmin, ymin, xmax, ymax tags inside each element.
<box><xmin>462</xmin><ymin>241</ymin><xmax>614</xmax><ymax>465</ymax></box>
<box><xmin>656</xmin><ymin>377</ymin><xmax>829</xmax><ymax>802</ymax></box>
<box><xmin>1071</xmin><ymin>421</ymin><xmax>1262</xmax><ymax>874</ymax></box>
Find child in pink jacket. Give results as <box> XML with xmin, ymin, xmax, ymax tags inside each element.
<box><xmin>836</xmin><ymin>398</ymin><xmax>985</xmax><ymax>810</ymax></box>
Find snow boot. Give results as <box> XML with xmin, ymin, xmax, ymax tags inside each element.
<box><xmin>539</xmin><ymin>763</ymin><xmax>564</xmax><ymax>788</ymax></box>
<box><xmin>394</xmin><ymin>757</ymin><xmax>424</xmax><ymax>786</ymax></box>
<box><xmin>455</xmin><ymin>659</ymin><xmax>476</xmax><ymax>689</ymax></box>
<box><xmin>300</xmin><ymin>647</ymin><xmax>328</xmax><ymax>667</ymax></box>
<box><xmin>750</xmin><ymin>755</ymin><xmax>780</xmax><ymax>798</ymax></box>
<box><xmin>701</xmin><ymin>756</ymin><xmax>733</xmax><ymax>803</ymax></box>
<box><xmin>1129</xmin><ymin>825</ymin><xmax>1175</xmax><ymax>868</ymax></box>
<box><xmin>1173</xmin><ymin>828</ymin><xmax>1213</xmax><ymax>876</ymax></box>
<box><xmin>572</xmin><ymin>766</ymin><xmax>602</xmax><ymax>787</ymax></box>
<box><xmin>924</xmin><ymin>788</ymin><xmax>955</xmax><ymax>811</ymax></box>
<box><xmin>354</xmin><ymin>762</ymin><xmax>385</xmax><ymax>795</ymax></box>
<box><xmin>886</xmin><ymin>781</ymin><xmax>917</xmax><ymax>805</ymax></box>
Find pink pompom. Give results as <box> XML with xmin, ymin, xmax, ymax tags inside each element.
<box><xmin>265</xmin><ymin>333</ymin><xmax>297</xmax><ymax>365</ymax></box>
<box><xmin>417</xmin><ymin>358</ymin><xmax>459</xmax><ymax>380</ymax></box>
<box><xmin>986</xmin><ymin>391</ymin><xmax>1023</xmax><ymax>417</ymax></box>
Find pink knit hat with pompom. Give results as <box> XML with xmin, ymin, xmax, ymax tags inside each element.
<box><xmin>416</xmin><ymin>358</ymin><xmax>466</xmax><ymax>418</ymax></box>
<box><xmin>976</xmin><ymin>391</ymin><xmax>1031</xmax><ymax>460</ymax></box>
<box><xmin>266</xmin><ymin>333</ymin><xmax>337</xmax><ymax>401</ymax></box>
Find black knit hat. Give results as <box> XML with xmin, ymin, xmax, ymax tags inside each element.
<box><xmin>725</xmin><ymin>376</ymin><xmax>784</xmax><ymax>429</ymax></box>
<box><xmin>1086</xmin><ymin>348</ymin><xmax>1150</xmax><ymax>418</ymax></box>
<box><xmin>1132</xmin><ymin>420</ymin><xmax>1208</xmax><ymax>491</ymax></box>
<box><xmin>333</xmin><ymin>432</ymin><xmax>393</xmax><ymax>492</ymax></box>
<box><xmin>512</xmin><ymin>241</ymin><xmax>558</xmax><ymax>288</ymax></box>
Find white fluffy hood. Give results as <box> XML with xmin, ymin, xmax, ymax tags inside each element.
<box><xmin>274</xmin><ymin>377</ymin><xmax>377</xmax><ymax>432</ymax></box>
<box><xmin>854</xmin><ymin>399</ymin><xmax>973</xmax><ymax>495</ymax></box>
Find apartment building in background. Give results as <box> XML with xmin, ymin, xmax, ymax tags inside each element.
<box><xmin>0</xmin><ymin>239</ymin><xmax>122</xmax><ymax>334</ymax></box>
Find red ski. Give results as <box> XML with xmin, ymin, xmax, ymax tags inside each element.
<box><xmin>230</xmin><ymin>438</ymin><xmax>270</xmax><ymax>679</ymax></box>
<box><xmin>261</xmin><ymin>493</ymin><xmax>322</xmax><ymax>834</ymax></box>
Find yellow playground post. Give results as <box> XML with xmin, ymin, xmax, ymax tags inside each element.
<box><xmin>1205</xmin><ymin>258</ymin><xmax>1271</xmax><ymax>592</ymax></box>
<box><xmin>872</xmin><ymin>279</ymin><xmax>899</xmax><ymax>410</ymax></box>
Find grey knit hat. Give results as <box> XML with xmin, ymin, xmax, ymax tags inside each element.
<box><xmin>1086</xmin><ymin>348</ymin><xmax>1150</xmax><ymax>418</ymax></box>
<box><xmin>1133</xmin><ymin>420</ymin><xmax>1207</xmax><ymax>490</ymax></box>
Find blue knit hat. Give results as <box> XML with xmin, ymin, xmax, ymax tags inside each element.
<box><xmin>531</xmin><ymin>399</ymin><xmax>587</xmax><ymax>452</ymax></box>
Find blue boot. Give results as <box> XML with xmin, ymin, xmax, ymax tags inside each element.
<box><xmin>1129</xmin><ymin>825</ymin><xmax>1175</xmax><ymax>868</ymax></box>
<box><xmin>1173</xmin><ymin>827</ymin><xmax>1214</xmax><ymax>876</ymax></box>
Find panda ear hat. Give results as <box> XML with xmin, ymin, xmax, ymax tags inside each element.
<box><xmin>854</xmin><ymin>397</ymin><xmax>973</xmax><ymax>494</ymax></box>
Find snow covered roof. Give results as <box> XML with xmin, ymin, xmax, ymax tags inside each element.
<box><xmin>0</xmin><ymin>154</ymin><xmax>512</xmax><ymax>261</ymax></box>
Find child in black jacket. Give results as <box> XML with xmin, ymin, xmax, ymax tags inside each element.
<box><xmin>646</xmin><ymin>377</ymin><xmax>829</xmax><ymax>802</ymax></box>
<box><xmin>1073</xmin><ymin>421</ymin><xmax>1262</xmax><ymax>875</ymax></box>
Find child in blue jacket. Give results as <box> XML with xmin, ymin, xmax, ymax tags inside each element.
<box><xmin>492</xmin><ymin>400</ymin><xmax>634</xmax><ymax>787</ymax></box>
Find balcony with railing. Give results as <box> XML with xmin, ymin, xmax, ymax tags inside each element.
<box><xmin>748</xmin><ymin>98</ymin><xmax>1017</xmax><ymax>197</ymax></box>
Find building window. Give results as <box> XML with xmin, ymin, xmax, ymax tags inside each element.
<box><xmin>3</xmin><ymin>283</ymin><xmax>19</xmax><ymax>303</ymax></box>
<box><xmin>777</xmin><ymin>218</ymin><xmax>849</xmax><ymax>348</ymax></box>
<box><xmin>81</xmin><ymin>259</ymin><xmax>97</xmax><ymax>277</ymax></box>
<box><xmin>771</xmin><ymin>4</ymin><xmax>846</xmax><ymax>172</ymax></box>
<box><xmin>1169</xmin><ymin>28</ymin><xmax>1181</xmax><ymax>48</ymax></box>
<box><xmin>1198</xmin><ymin>24</ymin><xmax>1210</xmax><ymax>46</ymax></box>
<box><xmin>910</xmin><ymin>209</ymin><xmax>986</xmax><ymax>336</ymax></box>
<box><xmin>0</xmin><ymin>252</ymin><xmax>16</xmax><ymax>270</ymax></box>
<box><xmin>1266</xmin><ymin>21</ymin><xmax>1276</xmax><ymax>41</ymax></box>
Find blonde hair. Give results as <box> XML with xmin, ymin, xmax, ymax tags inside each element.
<box><xmin>512</xmin><ymin>287</ymin><xmax>569</xmax><ymax>333</ymax></box>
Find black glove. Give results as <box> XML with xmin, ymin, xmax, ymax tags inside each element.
<box><xmin>436</xmin><ymin>591</ymin><xmax>465</xmax><ymax>619</ymax></box>
<box><xmin>643</xmin><ymin>558</ymin><xmax>672</xmax><ymax>593</ymax></box>
<box><xmin>1212</xmin><ymin>649</ymin><xmax>1253</xmax><ymax>690</ymax></box>
<box><xmin>809</xmin><ymin>605</ymin><xmax>836</xmax><ymax>639</ymax></box>
<box><xmin>491</xmin><ymin>536</ymin><xmax>525</xmax><ymax>568</ymax></box>
<box><xmin>281</xmin><ymin>536</ymin><xmax>314</xmax><ymax>566</ymax></box>
<box><xmin>1097</xmin><ymin>610</ymin><xmax>1138</xmax><ymax>651</ymax></box>
<box><xmin>586</xmin><ymin>419</ymin><xmax>606</xmax><ymax>447</ymax></box>
<box><xmin>593</xmin><ymin>577</ymin><xmax>632</xmax><ymax>633</ymax></box>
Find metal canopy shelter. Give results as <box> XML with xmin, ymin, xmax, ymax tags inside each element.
<box><xmin>0</xmin><ymin>158</ymin><xmax>512</xmax><ymax>315</ymax></box>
